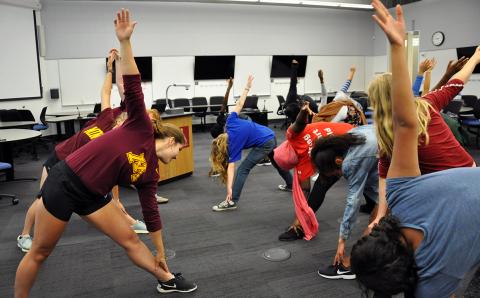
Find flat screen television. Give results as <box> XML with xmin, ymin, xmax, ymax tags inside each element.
<box><xmin>270</xmin><ymin>55</ymin><xmax>308</xmax><ymax>78</ymax></box>
<box><xmin>456</xmin><ymin>47</ymin><xmax>480</xmax><ymax>73</ymax></box>
<box><xmin>107</xmin><ymin>56</ymin><xmax>152</xmax><ymax>83</ymax></box>
<box><xmin>194</xmin><ymin>56</ymin><xmax>235</xmax><ymax>80</ymax></box>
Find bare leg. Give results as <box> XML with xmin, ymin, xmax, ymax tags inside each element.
<box><xmin>111</xmin><ymin>185</ymin><xmax>137</xmax><ymax>225</ymax></box>
<box><xmin>20</xmin><ymin>200</ymin><xmax>40</xmax><ymax>236</ymax></box>
<box><xmin>83</xmin><ymin>200</ymin><xmax>173</xmax><ymax>282</ymax></box>
<box><xmin>15</xmin><ymin>199</ymin><xmax>67</xmax><ymax>298</ymax></box>
<box><xmin>19</xmin><ymin>167</ymin><xmax>49</xmax><ymax>236</ymax></box>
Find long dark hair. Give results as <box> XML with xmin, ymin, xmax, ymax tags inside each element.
<box><xmin>310</xmin><ymin>133</ymin><xmax>366</xmax><ymax>176</ymax></box>
<box><xmin>350</xmin><ymin>215</ymin><xmax>418</xmax><ymax>298</ymax></box>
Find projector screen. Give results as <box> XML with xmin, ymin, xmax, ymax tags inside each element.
<box><xmin>0</xmin><ymin>5</ymin><xmax>42</xmax><ymax>101</ymax></box>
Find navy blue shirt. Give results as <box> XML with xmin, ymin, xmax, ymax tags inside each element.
<box><xmin>226</xmin><ymin>112</ymin><xmax>274</xmax><ymax>163</ymax></box>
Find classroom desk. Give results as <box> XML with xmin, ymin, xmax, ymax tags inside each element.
<box><xmin>0</xmin><ymin>121</ymin><xmax>36</xmax><ymax>129</ymax></box>
<box><xmin>0</xmin><ymin>129</ymin><xmax>41</xmax><ymax>181</ymax></box>
<box><xmin>46</xmin><ymin>115</ymin><xmax>96</xmax><ymax>139</ymax></box>
<box><xmin>158</xmin><ymin>113</ymin><xmax>194</xmax><ymax>183</ymax></box>
<box><xmin>46</xmin><ymin>110</ymin><xmax>92</xmax><ymax>117</ymax></box>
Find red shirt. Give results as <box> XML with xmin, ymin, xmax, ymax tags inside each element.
<box><xmin>55</xmin><ymin>108</ymin><xmax>116</xmax><ymax>160</ymax></box>
<box><xmin>66</xmin><ymin>75</ymin><xmax>162</xmax><ymax>232</ymax></box>
<box><xmin>379</xmin><ymin>79</ymin><xmax>474</xmax><ymax>178</ymax></box>
<box><xmin>287</xmin><ymin>122</ymin><xmax>353</xmax><ymax>181</ymax></box>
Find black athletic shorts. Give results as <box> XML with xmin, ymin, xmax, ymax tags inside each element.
<box><xmin>40</xmin><ymin>161</ymin><xmax>111</xmax><ymax>221</ymax></box>
<box><xmin>43</xmin><ymin>151</ymin><xmax>60</xmax><ymax>173</ymax></box>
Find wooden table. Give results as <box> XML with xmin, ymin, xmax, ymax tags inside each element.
<box><xmin>0</xmin><ymin>129</ymin><xmax>41</xmax><ymax>181</ymax></box>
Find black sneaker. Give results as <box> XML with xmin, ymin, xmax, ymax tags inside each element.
<box><xmin>157</xmin><ymin>273</ymin><xmax>197</xmax><ymax>293</ymax></box>
<box><xmin>317</xmin><ymin>263</ymin><xmax>356</xmax><ymax>280</ymax></box>
<box><xmin>278</xmin><ymin>226</ymin><xmax>304</xmax><ymax>241</ymax></box>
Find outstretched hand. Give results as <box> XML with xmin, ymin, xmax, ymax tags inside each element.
<box><xmin>318</xmin><ymin>69</ymin><xmax>324</xmax><ymax>80</ymax></box>
<box><xmin>372</xmin><ymin>0</ymin><xmax>405</xmax><ymax>47</ymax></box>
<box><xmin>445</xmin><ymin>57</ymin><xmax>469</xmax><ymax>77</ymax></box>
<box><xmin>227</xmin><ymin>77</ymin><xmax>233</xmax><ymax>88</ymax></box>
<box><xmin>349</xmin><ymin>65</ymin><xmax>356</xmax><ymax>73</ymax></box>
<box><xmin>246</xmin><ymin>75</ymin><xmax>254</xmax><ymax>89</ymax></box>
<box><xmin>114</xmin><ymin>8</ymin><xmax>137</xmax><ymax>42</ymax></box>
<box><xmin>106</xmin><ymin>49</ymin><xmax>118</xmax><ymax>71</ymax></box>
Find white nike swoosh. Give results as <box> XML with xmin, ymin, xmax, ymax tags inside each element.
<box><xmin>162</xmin><ymin>284</ymin><xmax>177</xmax><ymax>289</ymax></box>
<box><xmin>337</xmin><ymin>269</ymin><xmax>351</xmax><ymax>275</ymax></box>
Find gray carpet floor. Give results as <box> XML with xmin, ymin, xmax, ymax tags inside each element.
<box><xmin>1</xmin><ymin>125</ymin><xmax>480</xmax><ymax>297</ymax></box>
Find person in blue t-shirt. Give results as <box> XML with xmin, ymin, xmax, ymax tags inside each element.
<box><xmin>350</xmin><ymin>2</ymin><xmax>480</xmax><ymax>298</ymax></box>
<box><xmin>209</xmin><ymin>75</ymin><xmax>293</xmax><ymax>211</ymax></box>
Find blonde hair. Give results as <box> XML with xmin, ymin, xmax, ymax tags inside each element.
<box><xmin>209</xmin><ymin>133</ymin><xmax>229</xmax><ymax>184</ymax></box>
<box><xmin>147</xmin><ymin>109</ymin><xmax>185</xmax><ymax>144</ymax></box>
<box><xmin>113</xmin><ymin>112</ymin><xmax>128</xmax><ymax>128</ymax></box>
<box><xmin>368</xmin><ymin>73</ymin><xmax>431</xmax><ymax>158</ymax></box>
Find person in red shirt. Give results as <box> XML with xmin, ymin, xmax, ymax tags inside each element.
<box><xmin>14</xmin><ymin>9</ymin><xmax>197</xmax><ymax>296</ymax></box>
<box><xmin>368</xmin><ymin>51</ymin><xmax>480</xmax><ymax>231</ymax></box>
<box><xmin>279</xmin><ymin>101</ymin><xmax>354</xmax><ymax>241</ymax></box>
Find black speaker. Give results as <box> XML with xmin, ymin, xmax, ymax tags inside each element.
<box><xmin>50</xmin><ymin>89</ymin><xmax>59</xmax><ymax>99</ymax></box>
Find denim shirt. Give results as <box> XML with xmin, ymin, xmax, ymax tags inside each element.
<box><xmin>339</xmin><ymin>125</ymin><xmax>379</xmax><ymax>240</ymax></box>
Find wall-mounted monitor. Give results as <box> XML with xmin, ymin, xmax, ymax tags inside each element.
<box><xmin>194</xmin><ymin>56</ymin><xmax>235</xmax><ymax>80</ymax></box>
<box><xmin>456</xmin><ymin>47</ymin><xmax>480</xmax><ymax>73</ymax></box>
<box><xmin>108</xmin><ymin>56</ymin><xmax>152</xmax><ymax>83</ymax></box>
<box><xmin>270</xmin><ymin>55</ymin><xmax>308</xmax><ymax>78</ymax></box>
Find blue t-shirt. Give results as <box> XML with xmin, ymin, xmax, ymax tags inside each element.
<box><xmin>226</xmin><ymin>112</ymin><xmax>274</xmax><ymax>163</ymax></box>
<box><xmin>386</xmin><ymin>167</ymin><xmax>480</xmax><ymax>298</ymax></box>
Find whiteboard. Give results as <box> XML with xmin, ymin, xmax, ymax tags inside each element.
<box><xmin>58</xmin><ymin>58</ymin><xmax>105</xmax><ymax>106</ymax></box>
<box><xmin>152</xmin><ymin>57</ymin><xmax>195</xmax><ymax>101</ymax></box>
<box><xmin>0</xmin><ymin>5</ymin><xmax>41</xmax><ymax>100</ymax></box>
<box><xmin>234</xmin><ymin>56</ymin><xmax>271</xmax><ymax>97</ymax></box>
<box><xmin>304</xmin><ymin>56</ymin><xmax>366</xmax><ymax>94</ymax></box>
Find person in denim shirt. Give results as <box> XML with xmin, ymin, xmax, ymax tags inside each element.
<box><xmin>313</xmin><ymin>125</ymin><xmax>378</xmax><ymax>279</ymax></box>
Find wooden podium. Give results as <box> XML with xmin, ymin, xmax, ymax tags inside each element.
<box><xmin>158</xmin><ymin>113</ymin><xmax>194</xmax><ymax>183</ymax></box>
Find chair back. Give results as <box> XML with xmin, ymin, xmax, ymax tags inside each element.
<box><xmin>93</xmin><ymin>103</ymin><xmax>101</xmax><ymax>113</ymax></box>
<box><xmin>244</xmin><ymin>96</ymin><xmax>258</xmax><ymax>109</ymax></box>
<box><xmin>152</xmin><ymin>99</ymin><xmax>167</xmax><ymax>113</ymax></box>
<box><xmin>443</xmin><ymin>100</ymin><xmax>463</xmax><ymax>116</ymax></box>
<box><xmin>210</xmin><ymin>96</ymin><xmax>224</xmax><ymax>113</ymax></box>
<box><xmin>191</xmin><ymin>97</ymin><xmax>208</xmax><ymax>113</ymax></box>
<box><xmin>473</xmin><ymin>99</ymin><xmax>480</xmax><ymax>119</ymax></box>
<box><xmin>17</xmin><ymin>110</ymin><xmax>35</xmax><ymax>121</ymax></box>
<box><xmin>39</xmin><ymin>107</ymin><xmax>48</xmax><ymax>126</ymax></box>
<box><xmin>462</xmin><ymin>95</ymin><xmax>478</xmax><ymax>108</ymax></box>
<box><xmin>350</xmin><ymin>91</ymin><xmax>368</xmax><ymax>99</ymax></box>
<box><xmin>173</xmin><ymin>98</ymin><xmax>191</xmax><ymax>112</ymax></box>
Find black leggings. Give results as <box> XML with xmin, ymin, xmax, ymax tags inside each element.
<box><xmin>285</xmin><ymin>63</ymin><xmax>299</xmax><ymax>105</ymax></box>
<box><xmin>306</xmin><ymin>175</ymin><xmax>375</xmax><ymax>213</ymax></box>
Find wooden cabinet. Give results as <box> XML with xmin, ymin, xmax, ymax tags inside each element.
<box><xmin>158</xmin><ymin>113</ymin><xmax>194</xmax><ymax>183</ymax></box>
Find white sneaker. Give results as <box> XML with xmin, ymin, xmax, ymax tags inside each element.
<box><xmin>131</xmin><ymin>220</ymin><xmax>148</xmax><ymax>234</ymax></box>
<box><xmin>278</xmin><ymin>184</ymin><xmax>292</xmax><ymax>192</ymax></box>
<box><xmin>17</xmin><ymin>235</ymin><xmax>33</xmax><ymax>253</ymax></box>
<box><xmin>155</xmin><ymin>194</ymin><xmax>169</xmax><ymax>204</ymax></box>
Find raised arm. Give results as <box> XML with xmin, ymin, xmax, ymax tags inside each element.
<box><xmin>232</xmin><ymin>75</ymin><xmax>253</xmax><ymax>114</ymax></box>
<box><xmin>412</xmin><ymin>58</ymin><xmax>431</xmax><ymax>96</ymax></box>
<box><xmin>431</xmin><ymin>57</ymin><xmax>469</xmax><ymax>91</ymax></box>
<box><xmin>221</xmin><ymin>77</ymin><xmax>233</xmax><ymax>113</ymax></box>
<box><xmin>116</xmin><ymin>9</ymin><xmax>139</xmax><ymax>76</ymax></box>
<box><xmin>290</xmin><ymin>101</ymin><xmax>312</xmax><ymax>134</ymax></box>
<box><xmin>100</xmin><ymin>49</ymin><xmax>118</xmax><ymax>111</ymax></box>
<box><xmin>318</xmin><ymin>70</ymin><xmax>328</xmax><ymax>106</ymax></box>
<box><xmin>372</xmin><ymin>0</ymin><xmax>420</xmax><ymax>178</ymax></box>
<box><xmin>450</xmin><ymin>48</ymin><xmax>480</xmax><ymax>83</ymax></box>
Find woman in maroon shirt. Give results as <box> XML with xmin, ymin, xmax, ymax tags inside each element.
<box><xmin>368</xmin><ymin>51</ymin><xmax>480</xmax><ymax>230</ymax></box>
<box><xmin>15</xmin><ymin>10</ymin><xmax>197</xmax><ymax>296</ymax></box>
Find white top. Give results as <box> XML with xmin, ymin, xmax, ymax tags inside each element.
<box><xmin>0</xmin><ymin>129</ymin><xmax>41</xmax><ymax>142</ymax></box>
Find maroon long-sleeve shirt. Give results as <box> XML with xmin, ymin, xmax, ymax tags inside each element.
<box><xmin>66</xmin><ymin>75</ymin><xmax>161</xmax><ymax>232</ymax></box>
